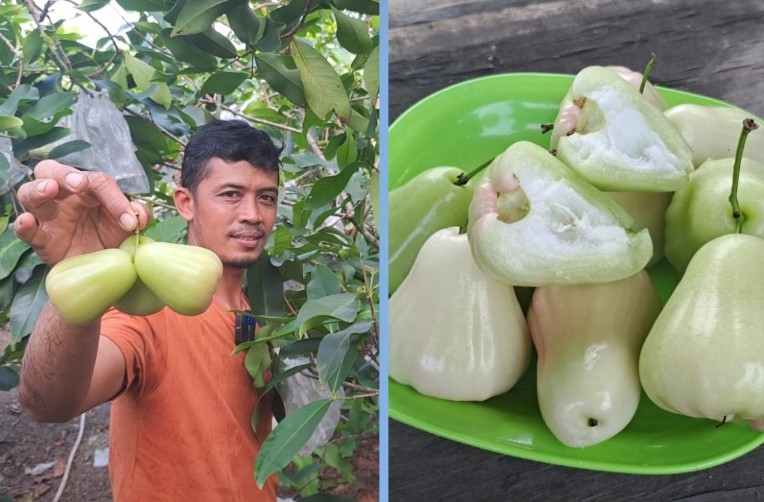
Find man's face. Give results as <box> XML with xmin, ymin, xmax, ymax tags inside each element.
<box><xmin>176</xmin><ymin>157</ymin><xmax>279</xmax><ymax>268</ymax></box>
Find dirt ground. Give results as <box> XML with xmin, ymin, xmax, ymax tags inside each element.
<box><xmin>0</xmin><ymin>328</ymin><xmax>379</xmax><ymax>501</ymax></box>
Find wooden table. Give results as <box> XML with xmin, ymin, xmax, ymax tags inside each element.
<box><xmin>387</xmin><ymin>0</ymin><xmax>764</xmax><ymax>499</ymax></box>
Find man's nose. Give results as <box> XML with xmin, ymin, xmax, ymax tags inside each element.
<box><xmin>238</xmin><ymin>196</ymin><xmax>261</xmax><ymax>223</ymax></box>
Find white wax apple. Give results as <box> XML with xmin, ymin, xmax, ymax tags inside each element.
<box><xmin>527</xmin><ymin>271</ymin><xmax>661</xmax><ymax>447</ymax></box>
<box><xmin>389</xmin><ymin>227</ymin><xmax>531</xmax><ymax>402</ymax></box>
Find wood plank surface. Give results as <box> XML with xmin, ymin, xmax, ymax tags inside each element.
<box><xmin>387</xmin><ymin>0</ymin><xmax>764</xmax><ymax>500</ymax></box>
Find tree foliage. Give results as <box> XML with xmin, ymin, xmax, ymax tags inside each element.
<box><xmin>0</xmin><ymin>0</ymin><xmax>379</xmax><ymax>491</ymax></box>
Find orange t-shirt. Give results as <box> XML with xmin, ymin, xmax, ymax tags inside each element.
<box><xmin>101</xmin><ymin>299</ymin><xmax>277</xmax><ymax>501</ymax></box>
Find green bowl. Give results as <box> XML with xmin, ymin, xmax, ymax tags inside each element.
<box><xmin>388</xmin><ymin>72</ymin><xmax>764</xmax><ymax>474</ymax></box>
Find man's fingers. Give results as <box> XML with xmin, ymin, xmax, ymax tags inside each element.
<box><xmin>86</xmin><ymin>172</ymin><xmax>138</xmax><ymax>231</ymax></box>
<box><xmin>129</xmin><ymin>200</ymin><xmax>152</xmax><ymax>230</ymax></box>
<box><xmin>33</xmin><ymin>160</ymin><xmax>88</xmax><ymax>194</ymax></box>
<box><xmin>33</xmin><ymin>160</ymin><xmax>138</xmax><ymax>232</ymax></box>
<box><xmin>13</xmin><ymin>212</ymin><xmax>49</xmax><ymax>250</ymax></box>
<box><xmin>16</xmin><ymin>178</ymin><xmax>62</xmax><ymax>221</ymax></box>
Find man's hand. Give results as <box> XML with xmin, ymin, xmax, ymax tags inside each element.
<box><xmin>14</xmin><ymin>160</ymin><xmax>151</xmax><ymax>265</ymax></box>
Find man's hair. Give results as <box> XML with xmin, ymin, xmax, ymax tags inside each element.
<box><xmin>180</xmin><ymin>119</ymin><xmax>282</xmax><ymax>193</ymax></box>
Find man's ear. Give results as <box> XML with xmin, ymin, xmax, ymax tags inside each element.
<box><xmin>174</xmin><ymin>187</ymin><xmax>194</xmax><ymax>222</ymax></box>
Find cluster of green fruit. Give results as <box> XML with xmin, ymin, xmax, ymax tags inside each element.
<box><xmin>46</xmin><ymin>235</ymin><xmax>223</xmax><ymax>326</ymax></box>
<box><xmin>389</xmin><ymin>64</ymin><xmax>764</xmax><ymax>447</ymax></box>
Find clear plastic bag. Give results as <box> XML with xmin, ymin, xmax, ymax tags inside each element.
<box><xmin>55</xmin><ymin>90</ymin><xmax>149</xmax><ymax>194</ymax></box>
<box><xmin>0</xmin><ymin>136</ymin><xmax>30</xmax><ymax>195</ymax></box>
<box><xmin>277</xmin><ymin>357</ymin><xmax>344</xmax><ymax>457</ymax></box>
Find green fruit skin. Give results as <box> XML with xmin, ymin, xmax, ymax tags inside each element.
<box><xmin>45</xmin><ymin>248</ymin><xmax>137</xmax><ymax>326</ymax></box>
<box><xmin>640</xmin><ymin>234</ymin><xmax>764</xmax><ymax>422</ymax></box>
<box><xmin>388</xmin><ymin>167</ymin><xmax>473</xmax><ymax>296</ymax></box>
<box><xmin>114</xmin><ymin>277</ymin><xmax>165</xmax><ymax>316</ymax></box>
<box><xmin>134</xmin><ymin>241</ymin><xmax>223</xmax><ymax>316</ymax></box>
<box><xmin>113</xmin><ymin>235</ymin><xmax>165</xmax><ymax>316</ymax></box>
<box><xmin>119</xmin><ymin>234</ymin><xmax>154</xmax><ymax>258</ymax></box>
<box><xmin>664</xmin><ymin>157</ymin><xmax>764</xmax><ymax>273</ymax></box>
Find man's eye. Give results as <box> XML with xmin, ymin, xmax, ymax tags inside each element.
<box><xmin>222</xmin><ymin>191</ymin><xmax>239</xmax><ymax>198</ymax></box>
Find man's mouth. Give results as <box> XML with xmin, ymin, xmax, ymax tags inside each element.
<box><xmin>230</xmin><ymin>230</ymin><xmax>265</xmax><ymax>248</ymax></box>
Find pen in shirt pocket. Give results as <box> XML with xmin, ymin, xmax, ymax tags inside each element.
<box><xmin>234</xmin><ymin>313</ymin><xmax>256</xmax><ymax>344</ymax></box>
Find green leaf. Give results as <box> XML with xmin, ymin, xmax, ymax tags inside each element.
<box><xmin>255</xmin><ymin>53</ymin><xmax>307</xmax><ymax>107</ymax></box>
<box><xmin>305</xmin><ymin>162</ymin><xmax>362</xmax><ymax>210</ymax></box>
<box><xmin>171</xmin><ymin>0</ymin><xmax>244</xmax><ymax>36</ymax></box>
<box><xmin>12</xmin><ymin>127</ymin><xmax>71</xmax><ymax>159</ymax></box>
<box><xmin>0</xmin><ymin>116</ymin><xmax>23</xmax><ymax>133</ymax></box>
<box><xmin>186</xmin><ymin>29</ymin><xmax>238</xmax><ymax>59</ymax></box>
<box><xmin>306</xmin><ymin>264</ymin><xmax>341</xmax><ymax>299</ymax></box>
<box><xmin>304</xmin><ymin>226</ymin><xmax>352</xmax><ymax>249</ymax></box>
<box><xmin>245</xmin><ymin>343</ymin><xmax>271</xmax><ymax>388</ymax></box>
<box><xmin>13</xmin><ymin>252</ymin><xmax>43</xmax><ymax>278</ymax></box>
<box><xmin>322</xmin><ymin>443</ymin><xmax>357</xmax><ymax>484</ymax></box>
<box><xmin>259</xmin><ymin>362</ymin><xmax>312</xmax><ymax>398</ymax></box>
<box><xmin>115</xmin><ymin>0</ymin><xmax>166</xmax><ymax>10</ymax></box>
<box><xmin>305</xmin><ymin>263</ymin><xmax>342</xmax><ymax>300</ymax></box>
<box><xmin>226</xmin><ymin>4</ymin><xmax>263</xmax><ymax>48</ymax></box>
<box><xmin>0</xmin><ymin>231</ymin><xmax>30</xmax><ymax>280</ymax></box>
<box><xmin>269</xmin><ymin>226</ymin><xmax>293</xmax><ymax>256</ymax></box>
<box><xmin>336</xmin><ymin>131</ymin><xmax>358</xmax><ymax>166</ymax></box>
<box><xmin>254</xmin><ymin>16</ymin><xmax>285</xmax><ymax>52</ymax></box>
<box><xmin>278</xmin><ymin>338</ymin><xmax>321</xmax><ymax>359</ymax></box>
<box><xmin>124</xmin><ymin>54</ymin><xmax>173</xmax><ymax>108</ymax></box>
<box><xmin>124</xmin><ymin>114</ymin><xmax>172</xmax><ymax>153</ymax></box>
<box><xmin>332</xmin><ymin>7</ymin><xmax>372</xmax><ymax>55</ymax></box>
<box><xmin>347</xmin><ymin>108</ymin><xmax>370</xmax><ymax>134</ymax></box>
<box><xmin>0</xmin><ymin>84</ymin><xmax>37</xmax><ymax>116</ymax></box>
<box><xmin>0</xmin><ymin>366</ymin><xmax>19</xmax><ymax>391</ymax></box>
<box><xmin>0</xmin><ymin>276</ymin><xmax>14</xmax><ymax>311</ymax></box>
<box><xmin>330</xmin><ymin>0</ymin><xmax>379</xmax><ymax>15</ymax></box>
<box><xmin>295</xmin><ymin>293</ymin><xmax>359</xmax><ymax>336</ymax></box>
<box><xmin>369</xmin><ymin>169</ymin><xmax>379</xmax><ymax>233</ymax></box>
<box><xmin>144</xmin><ymin>215</ymin><xmax>188</xmax><ymax>243</ymax></box>
<box><xmin>316</xmin><ymin>321</ymin><xmax>369</xmax><ymax>392</ymax></box>
<box><xmin>323</xmin><ymin>132</ymin><xmax>346</xmax><ymax>160</ymax></box>
<box><xmin>10</xmin><ymin>266</ymin><xmax>48</xmax><ymax>343</ymax></box>
<box><xmin>160</xmin><ymin>28</ymin><xmax>218</xmax><ymax>70</ymax></box>
<box><xmin>199</xmin><ymin>71</ymin><xmax>248</xmax><ymax>96</ymax></box>
<box><xmin>290</xmin><ymin>40</ymin><xmax>351</xmax><ymax>120</ymax></box>
<box><xmin>22</xmin><ymin>29</ymin><xmax>43</xmax><ymax>62</ymax></box>
<box><xmin>254</xmin><ymin>398</ymin><xmax>333</xmax><ymax>487</ymax></box>
<box><xmin>290</xmin><ymin>198</ymin><xmax>310</xmax><ymax>229</ymax></box>
<box><xmin>48</xmin><ymin>140</ymin><xmax>91</xmax><ymax>160</ymax></box>
<box><xmin>0</xmin><ymin>204</ymin><xmax>9</xmax><ymax>231</ymax></box>
<box><xmin>24</xmin><ymin>92</ymin><xmax>77</xmax><ymax>121</ymax></box>
<box><xmin>363</xmin><ymin>43</ymin><xmax>379</xmax><ymax>101</ymax></box>
<box><xmin>77</xmin><ymin>0</ymin><xmax>111</xmax><ymax>12</ymax></box>
<box><xmin>271</xmin><ymin>0</ymin><xmax>309</xmax><ymax>25</ymax></box>
<box><xmin>246</xmin><ymin>252</ymin><xmax>285</xmax><ymax>319</ymax></box>
<box><xmin>21</xmin><ymin>115</ymin><xmax>60</xmax><ymax>137</ymax></box>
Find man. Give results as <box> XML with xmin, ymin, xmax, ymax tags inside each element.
<box><xmin>13</xmin><ymin>119</ymin><xmax>281</xmax><ymax>501</ymax></box>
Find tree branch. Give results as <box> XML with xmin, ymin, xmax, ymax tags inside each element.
<box><xmin>306</xmin><ymin>130</ymin><xmax>328</xmax><ymax>161</ymax></box>
<box><xmin>23</xmin><ymin>0</ymin><xmax>92</xmax><ymax>95</ymax></box>
<box><xmin>0</xmin><ymin>29</ymin><xmax>23</xmax><ymax>90</ymax></box>
<box><xmin>61</xmin><ymin>0</ymin><xmax>122</xmax><ymax>78</ymax></box>
<box><xmin>279</xmin><ymin>0</ymin><xmax>314</xmax><ymax>39</ymax></box>
<box><xmin>124</xmin><ymin>107</ymin><xmax>187</xmax><ymax>147</ymax></box>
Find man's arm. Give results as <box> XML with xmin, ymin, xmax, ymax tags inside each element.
<box><xmin>13</xmin><ymin>160</ymin><xmax>150</xmax><ymax>422</ymax></box>
<box><xmin>19</xmin><ymin>303</ymin><xmax>127</xmax><ymax>422</ymax></box>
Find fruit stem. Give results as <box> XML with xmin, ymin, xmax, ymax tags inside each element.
<box><xmin>639</xmin><ymin>53</ymin><xmax>657</xmax><ymax>94</ymax></box>
<box><xmin>729</xmin><ymin>118</ymin><xmax>759</xmax><ymax>233</ymax></box>
<box><xmin>455</xmin><ymin>157</ymin><xmax>493</xmax><ymax>186</ymax></box>
<box><xmin>133</xmin><ymin>209</ymin><xmax>140</xmax><ymax>255</ymax></box>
